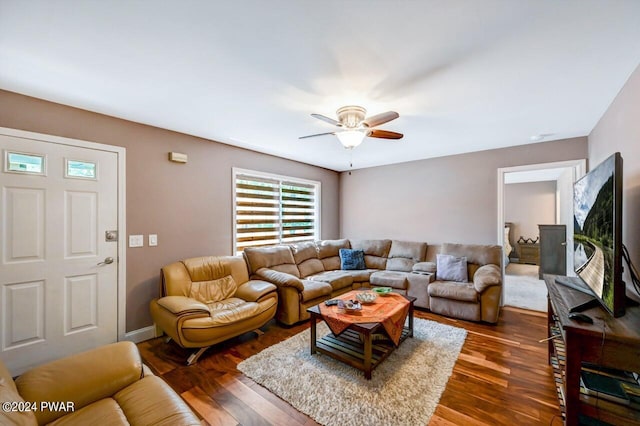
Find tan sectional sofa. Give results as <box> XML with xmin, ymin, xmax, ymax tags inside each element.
<box><xmin>243</xmin><ymin>239</ymin><xmax>503</xmax><ymax>325</ymax></box>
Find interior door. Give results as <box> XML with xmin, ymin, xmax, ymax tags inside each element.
<box><xmin>0</xmin><ymin>134</ymin><xmax>119</xmax><ymax>375</ymax></box>
<box><xmin>557</xmin><ymin>167</ymin><xmax>575</xmax><ymax>276</ymax></box>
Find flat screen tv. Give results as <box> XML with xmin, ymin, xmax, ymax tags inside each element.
<box><xmin>571</xmin><ymin>152</ymin><xmax>624</xmax><ymax>317</ymax></box>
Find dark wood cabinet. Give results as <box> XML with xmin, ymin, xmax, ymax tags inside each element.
<box><xmin>539</xmin><ymin>224</ymin><xmax>566</xmax><ymax>279</ymax></box>
<box><xmin>545</xmin><ymin>275</ymin><xmax>640</xmax><ymax>425</ymax></box>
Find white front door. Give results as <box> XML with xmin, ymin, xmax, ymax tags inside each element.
<box><xmin>1</xmin><ymin>133</ymin><xmax>120</xmax><ymax>374</ymax></box>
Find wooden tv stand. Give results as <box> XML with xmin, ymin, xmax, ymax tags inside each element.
<box><xmin>545</xmin><ymin>275</ymin><xmax>640</xmax><ymax>425</ymax></box>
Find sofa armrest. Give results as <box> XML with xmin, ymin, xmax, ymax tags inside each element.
<box><xmin>412</xmin><ymin>261</ymin><xmax>437</xmax><ymax>274</ymax></box>
<box><xmin>255</xmin><ymin>268</ymin><xmax>304</xmax><ymax>291</ymax></box>
<box><xmin>235</xmin><ymin>280</ymin><xmax>277</xmax><ymax>302</ymax></box>
<box><xmin>15</xmin><ymin>341</ymin><xmax>143</xmax><ymax>425</ymax></box>
<box><xmin>156</xmin><ymin>296</ymin><xmax>210</xmax><ymax>316</ymax></box>
<box><xmin>473</xmin><ymin>264</ymin><xmax>502</xmax><ymax>293</ymax></box>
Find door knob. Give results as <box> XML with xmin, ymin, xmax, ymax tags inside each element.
<box><xmin>97</xmin><ymin>257</ymin><xmax>114</xmax><ymax>266</ymax></box>
<box><xmin>561</xmin><ymin>242</ymin><xmax>567</xmax><ymax>246</ymax></box>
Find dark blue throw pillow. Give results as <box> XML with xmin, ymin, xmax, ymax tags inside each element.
<box><xmin>339</xmin><ymin>249</ymin><xmax>365</xmax><ymax>270</ymax></box>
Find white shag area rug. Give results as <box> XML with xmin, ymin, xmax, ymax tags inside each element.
<box><xmin>238</xmin><ymin>318</ymin><xmax>467</xmax><ymax>426</ymax></box>
<box><xmin>504</xmin><ymin>263</ymin><xmax>548</xmax><ymax>312</ymax></box>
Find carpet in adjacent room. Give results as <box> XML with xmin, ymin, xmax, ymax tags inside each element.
<box><xmin>504</xmin><ymin>263</ymin><xmax>548</xmax><ymax>312</ymax></box>
<box><xmin>238</xmin><ymin>318</ymin><xmax>467</xmax><ymax>426</ymax></box>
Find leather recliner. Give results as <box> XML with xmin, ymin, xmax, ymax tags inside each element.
<box><xmin>0</xmin><ymin>341</ymin><xmax>199</xmax><ymax>425</ymax></box>
<box><xmin>150</xmin><ymin>255</ymin><xmax>278</xmax><ymax>365</ymax></box>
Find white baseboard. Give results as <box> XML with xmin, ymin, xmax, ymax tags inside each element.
<box><xmin>123</xmin><ymin>325</ymin><xmax>156</xmax><ymax>343</ymax></box>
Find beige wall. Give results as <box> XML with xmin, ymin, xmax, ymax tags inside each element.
<box><xmin>340</xmin><ymin>138</ymin><xmax>587</xmax><ymax>245</ymax></box>
<box><xmin>589</xmin><ymin>63</ymin><xmax>640</xmax><ymax>292</ymax></box>
<box><xmin>505</xmin><ymin>181</ymin><xmax>556</xmax><ymax>250</ymax></box>
<box><xmin>0</xmin><ymin>90</ymin><xmax>340</xmax><ymax>332</ymax></box>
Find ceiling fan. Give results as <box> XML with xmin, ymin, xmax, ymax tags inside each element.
<box><xmin>299</xmin><ymin>105</ymin><xmax>403</xmax><ymax>149</ymax></box>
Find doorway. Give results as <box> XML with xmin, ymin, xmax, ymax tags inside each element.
<box><xmin>0</xmin><ymin>127</ymin><xmax>126</xmax><ymax>375</ymax></box>
<box><xmin>497</xmin><ymin>159</ymin><xmax>586</xmax><ymax>311</ymax></box>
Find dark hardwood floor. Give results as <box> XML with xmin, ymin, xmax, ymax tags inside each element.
<box><xmin>138</xmin><ymin>306</ymin><xmax>563</xmax><ymax>426</ymax></box>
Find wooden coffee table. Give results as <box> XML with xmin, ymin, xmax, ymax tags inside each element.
<box><xmin>307</xmin><ymin>294</ymin><xmax>415</xmax><ymax>379</ymax></box>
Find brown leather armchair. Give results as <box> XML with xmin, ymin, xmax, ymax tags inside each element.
<box><xmin>1</xmin><ymin>341</ymin><xmax>199</xmax><ymax>425</ymax></box>
<box><xmin>150</xmin><ymin>255</ymin><xmax>278</xmax><ymax>365</ymax></box>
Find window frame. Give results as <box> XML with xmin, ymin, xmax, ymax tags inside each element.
<box><xmin>4</xmin><ymin>150</ymin><xmax>47</xmax><ymax>176</ymax></box>
<box><xmin>232</xmin><ymin>167</ymin><xmax>321</xmax><ymax>255</ymax></box>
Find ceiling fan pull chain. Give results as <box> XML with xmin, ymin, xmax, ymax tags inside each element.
<box><xmin>349</xmin><ymin>149</ymin><xmax>353</xmax><ymax>175</ymax></box>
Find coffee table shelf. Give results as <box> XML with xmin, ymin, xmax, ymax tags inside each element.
<box><xmin>307</xmin><ymin>294</ymin><xmax>415</xmax><ymax>379</ymax></box>
<box><xmin>314</xmin><ymin>328</ymin><xmax>412</xmax><ymax>375</ymax></box>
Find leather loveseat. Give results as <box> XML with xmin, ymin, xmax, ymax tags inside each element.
<box><xmin>243</xmin><ymin>239</ymin><xmax>503</xmax><ymax>325</ymax></box>
<box><xmin>0</xmin><ymin>341</ymin><xmax>199</xmax><ymax>425</ymax></box>
<box><xmin>150</xmin><ymin>255</ymin><xmax>278</xmax><ymax>365</ymax></box>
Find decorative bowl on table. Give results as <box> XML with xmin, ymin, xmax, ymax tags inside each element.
<box><xmin>355</xmin><ymin>291</ymin><xmax>378</xmax><ymax>304</ymax></box>
<box><xmin>372</xmin><ymin>286</ymin><xmax>392</xmax><ymax>296</ymax></box>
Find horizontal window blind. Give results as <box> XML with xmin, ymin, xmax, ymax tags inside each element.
<box><xmin>234</xmin><ymin>171</ymin><xmax>320</xmax><ymax>254</ymax></box>
<box><xmin>281</xmin><ymin>180</ymin><xmax>316</xmax><ymax>244</ymax></box>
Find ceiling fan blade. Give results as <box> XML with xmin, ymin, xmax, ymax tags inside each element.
<box><xmin>362</xmin><ymin>111</ymin><xmax>399</xmax><ymax>128</ymax></box>
<box><xmin>311</xmin><ymin>113</ymin><xmax>342</xmax><ymax>127</ymax></box>
<box><xmin>368</xmin><ymin>129</ymin><xmax>403</xmax><ymax>139</ymax></box>
<box><xmin>299</xmin><ymin>132</ymin><xmax>335</xmax><ymax>139</ymax></box>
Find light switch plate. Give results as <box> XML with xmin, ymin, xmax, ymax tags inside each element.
<box><xmin>149</xmin><ymin>234</ymin><xmax>158</xmax><ymax>247</ymax></box>
<box><xmin>129</xmin><ymin>235</ymin><xmax>143</xmax><ymax>247</ymax></box>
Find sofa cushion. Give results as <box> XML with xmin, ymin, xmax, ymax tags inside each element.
<box><xmin>307</xmin><ymin>270</ymin><xmax>354</xmax><ymax>291</ymax></box>
<box><xmin>389</xmin><ymin>240</ymin><xmax>427</xmax><ymax>260</ymax></box>
<box><xmin>350</xmin><ymin>239</ymin><xmax>391</xmax><ymax>269</ymax></box>
<box><xmin>290</xmin><ymin>242</ymin><xmax>324</xmax><ymax>277</ymax></box>
<box><xmin>114</xmin><ymin>375</ymin><xmax>202</xmax><ymax>426</ymax></box>
<box><xmin>436</xmin><ymin>254</ymin><xmax>468</xmax><ymax>282</ymax></box>
<box><xmin>413</xmin><ymin>262</ymin><xmax>437</xmax><ymax>274</ymax></box>
<box><xmin>0</xmin><ymin>374</ymin><xmax>37</xmax><ymax>426</ymax></box>
<box><xmin>300</xmin><ymin>280</ymin><xmax>333</xmax><ymax>302</ymax></box>
<box><xmin>290</xmin><ymin>241</ymin><xmax>318</xmax><ymax>263</ymax></box>
<box><xmin>317</xmin><ymin>239</ymin><xmax>350</xmax><ymax>271</ymax></box>
<box><xmin>441</xmin><ymin>243</ymin><xmax>502</xmax><ymax>279</ymax></box>
<box><xmin>386</xmin><ymin>258</ymin><xmax>415</xmax><ymax>272</ymax></box>
<box><xmin>183</xmin><ymin>256</ymin><xmax>229</xmax><ymax>281</ymax></box>
<box><xmin>370</xmin><ymin>270</ymin><xmax>409</xmax><ymax>290</ymax></box>
<box><xmin>243</xmin><ymin>246</ymin><xmax>300</xmax><ymax>277</ymax></box>
<box><xmin>207</xmin><ymin>298</ymin><xmax>256</xmax><ymax>322</ymax></box>
<box><xmin>188</xmin><ymin>275</ymin><xmax>237</xmax><ymax>304</ymax></box>
<box><xmin>339</xmin><ymin>249</ymin><xmax>365</xmax><ymax>270</ymax></box>
<box><xmin>428</xmin><ymin>281</ymin><xmax>478</xmax><ymax>303</ymax></box>
<box><xmin>45</xmin><ymin>398</ymin><xmax>125</xmax><ymax>425</ymax></box>
<box><xmin>387</xmin><ymin>240</ymin><xmax>427</xmax><ymax>271</ymax></box>
<box><xmin>342</xmin><ymin>269</ymin><xmax>376</xmax><ymax>283</ymax></box>
<box><xmin>297</xmin><ymin>259</ymin><xmax>325</xmax><ymax>278</ymax></box>
<box><xmin>182</xmin><ymin>300</ymin><xmax>277</xmax><ymax>341</ymax></box>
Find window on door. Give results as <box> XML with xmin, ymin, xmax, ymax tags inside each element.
<box><xmin>233</xmin><ymin>168</ymin><xmax>321</xmax><ymax>254</ymax></box>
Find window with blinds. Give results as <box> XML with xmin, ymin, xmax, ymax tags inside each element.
<box><xmin>233</xmin><ymin>169</ymin><xmax>321</xmax><ymax>254</ymax></box>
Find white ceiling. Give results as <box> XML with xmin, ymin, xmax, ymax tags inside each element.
<box><xmin>1</xmin><ymin>1</ymin><xmax>640</xmax><ymax>172</ymax></box>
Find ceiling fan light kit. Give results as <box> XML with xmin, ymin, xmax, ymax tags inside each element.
<box><xmin>300</xmin><ymin>105</ymin><xmax>403</xmax><ymax>149</ymax></box>
<box><xmin>336</xmin><ymin>129</ymin><xmax>366</xmax><ymax>149</ymax></box>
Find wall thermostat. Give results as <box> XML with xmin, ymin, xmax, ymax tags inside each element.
<box><xmin>168</xmin><ymin>152</ymin><xmax>188</xmax><ymax>163</ymax></box>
